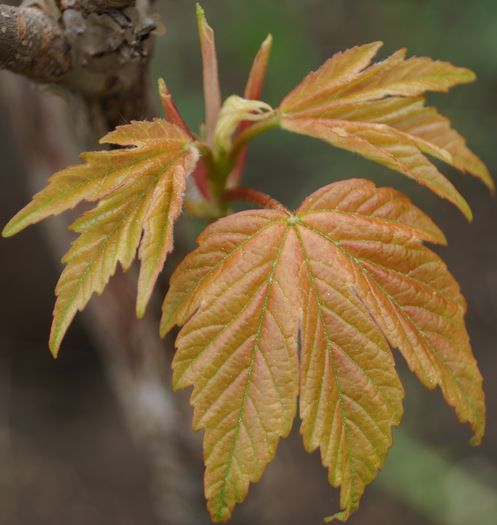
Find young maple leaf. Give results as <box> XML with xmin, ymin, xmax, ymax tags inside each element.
<box><xmin>161</xmin><ymin>178</ymin><xmax>484</xmax><ymax>522</ymax></box>
<box><xmin>3</xmin><ymin>120</ymin><xmax>199</xmax><ymax>355</ymax></box>
<box><xmin>279</xmin><ymin>42</ymin><xmax>494</xmax><ymax>220</ymax></box>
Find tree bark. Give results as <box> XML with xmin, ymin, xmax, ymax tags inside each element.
<box><xmin>0</xmin><ymin>3</ymin><xmax>69</xmax><ymax>81</ymax></box>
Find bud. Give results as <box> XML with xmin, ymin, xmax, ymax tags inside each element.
<box><xmin>214</xmin><ymin>95</ymin><xmax>273</xmax><ymax>153</ymax></box>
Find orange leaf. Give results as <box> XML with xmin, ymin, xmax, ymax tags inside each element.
<box><xmin>165</xmin><ymin>210</ymin><xmax>301</xmax><ymax>521</ymax></box>
<box><xmin>282</xmin><ymin>116</ymin><xmax>473</xmax><ymax>219</ymax></box>
<box><xmin>280</xmin><ymin>42</ymin><xmax>492</xmax><ymax>217</ymax></box>
<box><xmin>3</xmin><ymin>119</ymin><xmax>198</xmax><ymax>354</ymax></box>
<box><xmin>162</xmin><ymin>179</ymin><xmax>484</xmax><ymax>521</ymax></box>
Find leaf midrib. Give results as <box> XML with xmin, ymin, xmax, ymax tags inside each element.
<box><xmin>294</xmin><ymin>225</ymin><xmax>359</xmax><ymax>514</ymax></box>
<box><xmin>215</xmin><ymin>225</ymin><xmax>290</xmax><ymax>520</ymax></box>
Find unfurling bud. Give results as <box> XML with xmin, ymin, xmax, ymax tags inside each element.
<box><xmin>214</xmin><ymin>95</ymin><xmax>273</xmax><ymax>153</ymax></box>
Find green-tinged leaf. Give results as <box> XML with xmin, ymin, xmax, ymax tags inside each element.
<box><xmin>296</xmin><ymin>219</ymin><xmax>403</xmax><ymax>522</ymax></box>
<box><xmin>162</xmin><ymin>178</ymin><xmax>485</xmax><ymax>521</ymax></box>
<box><xmin>135</xmin><ymin>160</ymin><xmax>191</xmax><ymax>318</ymax></box>
<box><xmin>281</xmin><ymin>116</ymin><xmax>472</xmax><ymax>219</ymax></box>
<box><xmin>340</xmin><ymin>96</ymin><xmax>493</xmax><ymax>191</ymax></box>
<box><xmin>279</xmin><ymin>42</ymin><xmax>492</xmax><ymax>216</ymax></box>
<box><xmin>51</xmin><ymin>177</ymin><xmax>151</xmax><ymax>353</ymax></box>
<box><xmin>168</xmin><ymin>211</ymin><xmax>301</xmax><ymax>521</ymax></box>
<box><xmin>321</xmin><ymin>55</ymin><xmax>475</xmax><ymax>107</ymax></box>
<box><xmin>280</xmin><ymin>42</ymin><xmax>385</xmax><ymax>114</ymax></box>
<box><xmin>296</xmin><ymin>180</ymin><xmax>484</xmax><ymax>449</ymax></box>
<box><xmin>281</xmin><ymin>43</ymin><xmax>475</xmax><ymax>114</ymax></box>
<box><xmin>4</xmin><ymin>120</ymin><xmax>198</xmax><ymax>354</ymax></box>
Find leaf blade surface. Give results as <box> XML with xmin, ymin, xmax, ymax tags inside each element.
<box><xmin>164</xmin><ymin>178</ymin><xmax>485</xmax><ymax>521</ymax></box>
<box><xmin>280</xmin><ymin>43</ymin><xmax>492</xmax><ymax>215</ymax></box>
<box><xmin>169</xmin><ymin>211</ymin><xmax>300</xmax><ymax>521</ymax></box>
<box><xmin>4</xmin><ymin>119</ymin><xmax>198</xmax><ymax>353</ymax></box>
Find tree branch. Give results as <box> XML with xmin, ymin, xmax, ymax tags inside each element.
<box><xmin>71</xmin><ymin>0</ymin><xmax>136</xmax><ymax>9</ymax></box>
<box><xmin>0</xmin><ymin>0</ymin><xmax>157</xmax><ymax>128</ymax></box>
<box><xmin>0</xmin><ymin>4</ymin><xmax>70</xmax><ymax>82</ymax></box>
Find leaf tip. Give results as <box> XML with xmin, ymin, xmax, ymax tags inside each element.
<box><xmin>210</xmin><ymin>504</ymin><xmax>232</xmax><ymax>523</ymax></box>
<box><xmin>159</xmin><ymin>317</ymin><xmax>170</xmax><ymax>338</ymax></box>
<box><xmin>461</xmin><ymin>67</ymin><xmax>477</xmax><ymax>83</ymax></box>
<box><xmin>463</xmin><ymin>202</ymin><xmax>473</xmax><ymax>222</ymax></box>
<box><xmin>2</xmin><ymin>211</ymin><xmax>30</xmax><ymax>238</ymax></box>
<box><xmin>160</xmin><ymin>303</ymin><xmax>179</xmax><ymax>338</ymax></box>
<box><xmin>262</xmin><ymin>33</ymin><xmax>273</xmax><ymax>49</ymax></box>
<box><xmin>136</xmin><ymin>300</ymin><xmax>146</xmax><ymax>320</ymax></box>
<box><xmin>469</xmin><ymin>415</ymin><xmax>485</xmax><ymax>447</ymax></box>
<box><xmin>437</xmin><ymin>230</ymin><xmax>448</xmax><ymax>246</ymax></box>
<box><xmin>157</xmin><ymin>76</ymin><xmax>166</xmax><ymax>94</ymax></box>
<box><xmin>196</xmin><ymin>3</ymin><xmax>206</xmax><ymax>26</ymax></box>
<box><xmin>370</xmin><ymin>40</ymin><xmax>384</xmax><ymax>51</ymax></box>
<box><xmin>453</xmin><ymin>192</ymin><xmax>473</xmax><ymax>222</ymax></box>
<box><xmin>2</xmin><ymin>222</ymin><xmax>16</xmax><ymax>238</ymax></box>
<box><xmin>324</xmin><ymin>509</ymin><xmax>350</xmax><ymax>523</ymax></box>
<box><xmin>136</xmin><ymin>287</ymin><xmax>152</xmax><ymax>320</ymax></box>
<box><xmin>470</xmin><ymin>433</ymin><xmax>482</xmax><ymax>447</ymax></box>
<box><xmin>49</xmin><ymin>336</ymin><xmax>61</xmax><ymax>359</ymax></box>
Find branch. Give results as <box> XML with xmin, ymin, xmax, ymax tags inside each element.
<box><xmin>78</xmin><ymin>0</ymin><xmax>136</xmax><ymax>8</ymax></box>
<box><xmin>0</xmin><ymin>4</ymin><xmax>70</xmax><ymax>82</ymax></box>
<box><xmin>0</xmin><ymin>0</ymin><xmax>157</xmax><ymax>127</ymax></box>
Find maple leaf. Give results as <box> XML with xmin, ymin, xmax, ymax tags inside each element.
<box><xmin>3</xmin><ymin>119</ymin><xmax>199</xmax><ymax>355</ymax></box>
<box><xmin>279</xmin><ymin>42</ymin><xmax>493</xmax><ymax>220</ymax></box>
<box><xmin>161</xmin><ymin>178</ymin><xmax>485</xmax><ymax>522</ymax></box>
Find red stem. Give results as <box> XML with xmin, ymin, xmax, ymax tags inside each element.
<box><xmin>229</xmin><ymin>35</ymin><xmax>273</xmax><ymax>186</ymax></box>
<box><xmin>191</xmin><ymin>159</ymin><xmax>211</xmax><ymax>199</ymax></box>
<box><xmin>158</xmin><ymin>79</ymin><xmax>194</xmax><ymax>138</ymax></box>
<box><xmin>158</xmin><ymin>79</ymin><xmax>210</xmax><ymax>198</ymax></box>
<box><xmin>223</xmin><ymin>188</ymin><xmax>287</xmax><ymax>212</ymax></box>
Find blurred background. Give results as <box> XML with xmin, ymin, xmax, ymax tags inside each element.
<box><xmin>1</xmin><ymin>0</ymin><xmax>496</xmax><ymax>524</ymax></box>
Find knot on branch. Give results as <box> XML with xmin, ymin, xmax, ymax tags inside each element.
<box><xmin>62</xmin><ymin>3</ymin><xmax>157</xmax><ymax>96</ymax></box>
<box><xmin>61</xmin><ymin>1</ymin><xmax>136</xmax><ymax>10</ymax></box>
<box><xmin>0</xmin><ymin>3</ymin><xmax>70</xmax><ymax>81</ymax></box>
<box><xmin>0</xmin><ymin>0</ymin><xmax>158</xmax><ymax>95</ymax></box>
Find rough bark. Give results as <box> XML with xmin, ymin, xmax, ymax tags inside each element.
<box><xmin>0</xmin><ymin>0</ymin><xmax>157</xmax><ymax>127</ymax></box>
<box><xmin>0</xmin><ymin>3</ymin><xmax>69</xmax><ymax>81</ymax></box>
<box><xmin>67</xmin><ymin>0</ymin><xmax>137</xmax><ymax>9</ymax></box>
